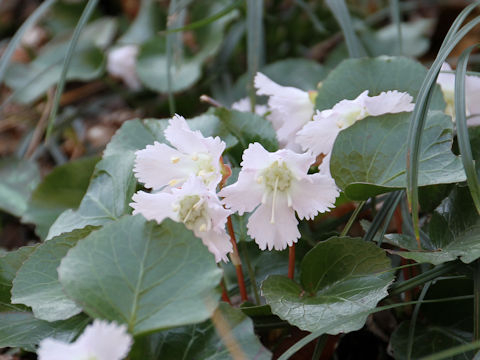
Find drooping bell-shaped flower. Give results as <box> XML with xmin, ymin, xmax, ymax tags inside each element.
<box><xmin>37</xmin><ymin>320</ymin><xmax>132</xmax><ymax>360</ymax></box>
<box><xmin>254</xmin><ymin>72</ymin><xmax>316</xmax><ymax>150</ymax></box>
<box><xmin>130</xmin><ymin>176</ymin><xmax>232</xmax><ymax>262</ymax></box>
<box><xmin>231</xmin><ymin>97</ymin><xmax>269</xmax><ymax>116</ymax></box>
<box><xmin>133</xmin><ymin>114</ymin><xmax>226</xmax><ymax>191</ymax></box>
<box><xmin>219</xmin><ymin>143</ymin><xmax>339</xmax><ymax>251</ymax></box>
<box><xmin>436</xmin><ymin>62</ymin><xmax>480</xmax><ymax>122</ymax></box>
<box><xmin>107</xmin><ymin>45</ymin><xmax>141</xmax><ymax>90</ymax></box>
<box><xmin>296</xmin><ymin>90</ymin><xmax>414</xmax><ymax>158</ymax></box>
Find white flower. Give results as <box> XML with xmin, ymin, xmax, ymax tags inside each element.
<box><xmin>219</xmin><ymin>143</ymin><xmax>339</xmax><ymax>251</ymax></box>
<box><xmin>130</xmin><ymin>176</ymin><xmax>232</xmax><ymax>262</ymax></box>
<box><xmin>133</xmin><ymin>114</ymin><xmax>226</xmax><ymax>191</ymax></box>
<box><xmin>254</xmin><ymin>72</ymin><xmax>315</xmax><ymax>150</ymax></box>
<box><xmin>296</xmin><ymin>90</ymin><xmax>414</xmax><ymax>157</ymax></box>
<box><xmin>231</xmin><ymin>97</ymin><xmax>268</xmax><ymax>116</ymax></box>
<box><xmin>107</xmin><ymin>45</ymin><xmax>141</xmax><ymax>90</ymax></box>
<box><xmin>437</xmin><ymin>62</ymin><xmax>480</xmax><ymax>121</ymax></box>
<box><xmin>37</xmin><ymin>319</ymin><xmax>132</xmax><ymax>360</ymax></box>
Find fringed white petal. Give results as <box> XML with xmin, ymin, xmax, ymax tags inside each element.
<box><xmin>295</xmin><ymin>114</ymin><xmax>340</xmax><ymax>157</ymax></box>
<box><xmin>38</xmin><ymin>320</ymin><xmax>132</xmax><ymax>360</ymax></box>
<box><xmin>133</xmin><ymin>142</ymin><xmax>194</xmax><ymax>190</ymax></box>
<box><xmin>247</xmin><ymin>196</ymin><xmax>300</xmax><ymax>251</ymax></box>
<box><xmin>219</xmin><ymin>170</ymin><xmax>264</xmax><ymax>215</ymax></box>
<box><xmin>199</xmin><ymin>229</ymin><xmax>233</xmax><ymax>263</ymax></box>
<box><xmin>130</xmin><ymin>191</ymin><xmax>177</xmax><ymax>223</ymax></box>
<box><xmin>290</xmin><ymin>173</ymin><xmax>339</xmax><ymax>220</ymax></box>
<box><xmin>75</xmin><ymin>320</ymin><xmax>132</xmax><ymax>360</ymax></box>
<box><xmin>165</xmin><ymin>114</ymin><xmax>226</xmax><ymax>159</ymax></box>
<box><xmin>365</xmin><ymin>90</ymin><xmax>415</xmax><ymax>116</ymax></box>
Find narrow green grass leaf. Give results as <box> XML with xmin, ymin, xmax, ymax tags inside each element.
<box><xmin>161</xmin><ymin>0</ymin><xmax>242</xmax><ymax>34</ymax></box>
<box><xmin>363</xmin><ymin>191</ymin><xmax>402</xmax><ymax>244</ymax></box>
<box><xmin>455</xmin><ymin>45</ymin><xmax>480</xmax><ymax>214</ymax></box>
<box><xmin>0</xmin><ymin>0</ymin><xmax>56</xmax><ymax>84</ymax></box>
<box><xmin>407</xmin><ymin>282</ymin><xmax>431</xmax><ymax>360</ymax></box>
<box><xmin>293</xmin><ymin>0</ymin><xmax>326</xmax><ymax>33</ymax></box>
<box><xmin>246</xmin><ymin>0</ymin><xmax>264</xmax><ymax>109</ymax></box>
<box><xmin>406</xmin><ymin>4</ymin><xmax>480</xmax><ymax>244</ymax></box>
<box><xmin>325</xmin><ymin>0</ymin><xmax>365</xmax><ymax>58</ymax></box>
<box><xmin>419</xmin><ymin>340</ymin><xmax>480</xmax><ymax>360</ymax></box>
<box><xmin>389</xmin><ymin>0</ymin><xmax>402</xmax><ymax>55</ymax></box>
<box><xmin>45</xmin><ymin>0</ymin><xmax>99</xmax><ymax>139</ymax></box>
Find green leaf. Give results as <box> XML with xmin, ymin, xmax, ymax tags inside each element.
<box><xmin>0</xmin><ymin>246</ymin><xmax>37</xmax><ymax>312</ymax></box>
<box><xmin>119</xmin><ymin>0</ymin><xmax>160</xmax><ymax>45</ymax></box>
<box><xmin>11</xmin><ymin>227</ymin><xmax>97</xmax><ymax>321</ymax></box>
<box><xmin>136</xmin><ymin>0</ymin><xmax>237</xmax><ymax>93</ymax></box>
<box><xmin>0</xmin><ymin>312</ymin><xmax>89</xmax><ymax>351</ymax></box>
<box><xmin>46</xmin><ymin>153</ymin><xmax>137</xmax><ymax>239</ymax></box>
<box><xmin>5</xmin><ymin>47</ymin><xmax>105</xmax><ymax>104</ymax></box>
<box><xmin>22</xmin><ymin>156</ymin><xmax>99</xmax><ymax>239</ymax></box>
<box><xmin>315</xmin><ymin>56</ymin><xmax>445</xmax><ymax>111</ymax></box>
<box><xmin>262</xmin><ymin>237</ymin><xmax>393</xmax><ymax>333</ymax></box>
<box><xmin>214</xmin><ymin>108</ymin><xmax>278</xmax><ymax>160</ymax></box>
<box><xmin>0</xmin><ymin>158</ymin><xmax>40</xmax><ymax>217</ymax></box>
<box><xmin>330</xmin><ymin>111</ymin><xmax>465</xmax><ymax>200</ymax></box>
<box><xmin>58</xmin><ymin>215</ymin><xmax>222</xmax><ymax>335</ymax></box>
<box><xmin>130</xmin><ymin>303</ymin><xmax>272</xmax><ymax>360</ymax></box>
<box><xmin>391</xmin><ymin>186</ymin><xmax>480</xmax><ymax>265</ymax></box>
<box><xmin>390</xmin><ymin>321</ymin><xmax>474</xmax><ymax>360</ymax></box>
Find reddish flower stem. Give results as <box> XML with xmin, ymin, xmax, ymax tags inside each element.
<box><xmin>226</xmin><ymin>216</ymin><xmax>248</xmax><ymax>302</ymax></box>
<box><xmin>288</xmin><ymin>244</ymin><xmax>296</xmax><ymax>279</ymax></box>
<box><xmin>220</xmin><ymin>279</ymin><xmax>232</xmax><ymax>304</ymax></box>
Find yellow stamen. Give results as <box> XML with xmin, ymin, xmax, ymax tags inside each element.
<box><xmin>256</xmin><ymin>176</ymin><xmax>264</xmax><ymax>184</ymax></box>
<box><xmin>169</xmin><ymin>179</ymin><xmax>179</xmax><ymax>186</ymax></box>
<box><xmin>199</xmin><ymin>224</ymin><xmax>207</xmax><ymax>232</ymax></box>
<box><xmin>171</xmin><ymin>156</ymin><xmax>180</xmax><ymax>164</ymax></box>
<box><xmin>191</xmin><ymin>153</ymin><xmax>199</xmax><ymax>161</ymax></box>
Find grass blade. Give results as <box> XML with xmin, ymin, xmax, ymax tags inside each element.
<box><xmin>246</xmin><ymin>0</ymin><xmax>264</xmax><ymax>110</ymax></box>
<box><xmin>389</xmin><ymin>0</ymin><xmax>402</xmax><ymax>55</ymax></box>
<box><xmin>419</xmin><ymin>340</ymin><xmax>480</xmax><ymax>360</ymax></box>
<box><xmin>293</xmin><ymin>0</ymin><xmax>326</xmax><ymax>34</ymax></box>
<box><xmin>406</xmin><ymin>4</ymin><xmax>480</xmax><ymax>245</ymax></box>
<box><xmin>407</xmin><ymin>282</ymin><xmax>431</xmax><ymax>360</ymax></box>
<box><xmin>0</xmin><ymin>0</ymin><xmax>57</xmax><ymax>84</ymax></box>
<box><xmin>161</xmin><ymin>0</ymin><xmax>242</xmax><ymax>34</ymax></box>
<box><xmin>325</xmin><ymin>0</ymin><xmax>365</xmax><ymax>58</ymax></box>
<box><xmin>363</xmin><ymin>191</ymin><xmax>402</xmax><ymax>244</ymax></box>
<box><xmin>455</xmin><ymin>45</ymin><xmax>480</xmax><ymax>214</ymax></box>
<box><xmin>45</xmin><ymin>0</ymin><xmax>99</xmax><ymax>139</ymax></box>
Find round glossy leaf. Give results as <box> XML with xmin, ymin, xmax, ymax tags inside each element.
<box><xmin>0</xmin><ymin>158</ymin><xmax>40</xmax><ymax>217</ymax></box>
<box><xmin>22</xmin><ymin>156</ymin><xmax>99</xmax><ymax>239</ymax></box>
<box><xmin>330</xmin><ymin>111</ymin><xmax>465</xmax><ymax>200</ymax></box>
<box><xmin>315</xmin><ymin>56</ymin><xmax>445</xmax><ymax>111</ymax></box>
<box><xmin>11</xmin><ymin>227</ymin><xmax>97</xmax><ymax>321</ymax></box>
<box><xmin>58</xmin><ymin>215</ymin><xmax>223</xmax><ymax>335</ymax></box>
<box><xmin>262</xmin><ymin>237</ymin><xmax>393</xmax><ymax>333</ymax></box>
<box><xmin>0</xmin><ymin>246</ymin><xmax>37</xmax><ymax>312</ymax></box>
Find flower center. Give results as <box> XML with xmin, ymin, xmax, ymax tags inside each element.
<box><xmin>192</xmin><ymin>153</ymin><xmax>216</xmax><ymax>184</ymax></box>
<box><xmin>262</xmin><ymin>161</ymin><xmax>293</xmax><ymax>192</ymax></box>
<box><xmin>259</xmin><ymin>161</ymin><xmax>294</xmax><ymax>224</ymax></box>
<box><xmin>177</xmin><ymin>195</ymin><xmax>209</xmax><ymax>230</ymax></box>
